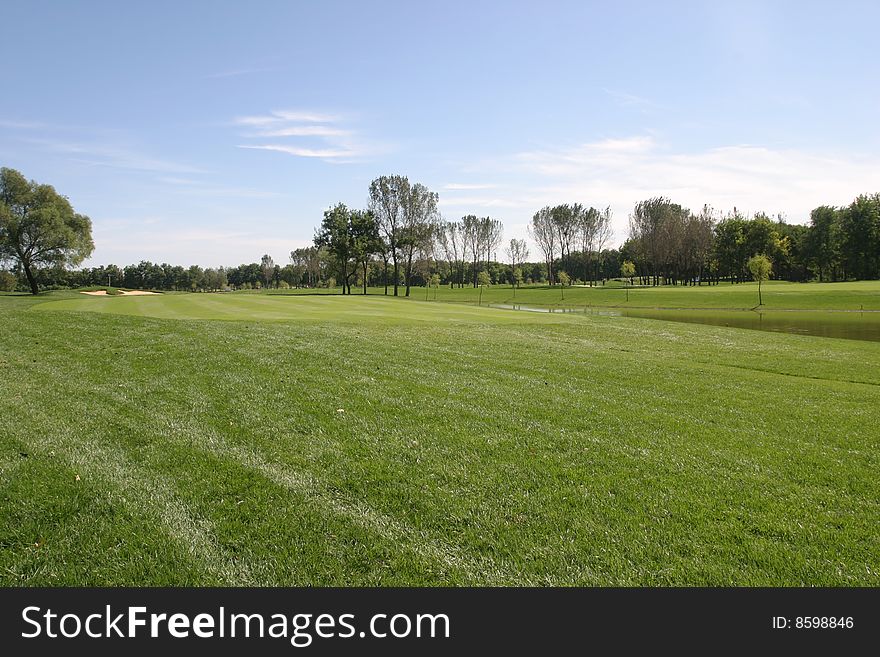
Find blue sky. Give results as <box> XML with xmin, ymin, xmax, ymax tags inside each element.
<box><xmin>2</xmin><ymin>0</ymin><xmax>879</xmax><ymax>266</ymax></box>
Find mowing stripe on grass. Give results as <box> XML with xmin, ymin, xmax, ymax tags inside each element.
<box><xmin>11</xmin><ymin>337</ymin><xmax>513</xmax><ymax>584</ymax></box>
<box><xmin>11</xmin><ymin>402</ymin><xmax>259</xmax><ymax>586</ymax></box>
<box><xmin>186</xmin><ymin>427</ymin><xmax>513</xmax><ymax>585</ymax></box>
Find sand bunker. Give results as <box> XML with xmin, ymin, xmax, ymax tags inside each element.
<box><xmin>80</xmin><ymin>290</ymin><xmax>160</xmax><ymax>296</ymax></box>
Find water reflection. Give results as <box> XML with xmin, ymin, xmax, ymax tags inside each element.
<box><xmin>489</xmin><ymin>304</ymin><xmax>880</xmax><ymax>342</ymax></box>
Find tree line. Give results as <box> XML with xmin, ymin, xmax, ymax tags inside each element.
<box><xmin>3</xmin><ymin>166</ymin><xmax>879</xmax><ymax>294</ymax></box>
<box><xmin>620</xmin><ymin>195</ymin><xmax>880</xmax><ymax>286</ymax></box>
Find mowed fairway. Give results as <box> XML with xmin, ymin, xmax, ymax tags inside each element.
<box><xmin>319</xmin><ymin>279</ymin><xmax>880</xmax><ymax>311</ymax></box>
<box><xmin>2</xmin><ymin>292</ymin><xmax>879</xmax><ymax>585</ymax></box>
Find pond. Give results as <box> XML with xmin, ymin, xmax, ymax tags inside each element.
<box><xmin>619</xmin><ymin>309</ymin><xmax>880</xmax><ymax>342</ymax></box>
<box><xmin>488</xmin><ymin>304</ymin><xmax>880</xmax><ymax>342</ymax></box>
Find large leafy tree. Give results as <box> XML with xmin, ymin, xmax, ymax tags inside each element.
<box><xmin>368</xmin><ymin>175</ymin><xmax>438</xmax><ymax>297</ymax></box>
<box><xmin>399</xmin><ymin>181</ymin><xmax>439</xmax><ymax>297</ymax></box>
<box><xmin>315</xmin><ymin>203</ymin><xmax>356</xmax><ymax>294</ymax></box>
<box><xmin>806</xmin><ymin>206</ymin><xmax>841</xmax><ymax>282</ymax></box>
<box><xmin>368</xmin><ymin>175</ymin><xmax>407</xmax><ymax>297</ymax></box>
<box><xmin>505</xmin><ymin>238</ymin><xmax>529</xmax><ymax>288</ymax></box>
<box><xmin>0</xmin><ymin>168</ymin><xmax>94</xmax><ymax>294</ymax></box>
<box><xmin>840</xmin><ymin>194</ymin><xmax>880</xmax><ymax>281</ymax></box>
<box><xmin>349</xmin><ymin>209</ymin><xmax>381</xmax><ymax>295</ymax></box>
<box><xmin>260</xmin><ymin>254</ymin><xmax>275</xmax><ymax>289</ymax></box>
<box><xmin>529</xmin><ymin>207</ymin><xmax>557</xmax><ymax>285</ymax></box>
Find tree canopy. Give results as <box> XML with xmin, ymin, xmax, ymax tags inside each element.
<box><xmin>0</xmin><ymin>168</ymin><xmax>93</xmax><ymax>294</ymax></box>
<box><xmin>747</xmin><ymin>254</ymin><xmax>773</xmax><ymax>306</ymax></box>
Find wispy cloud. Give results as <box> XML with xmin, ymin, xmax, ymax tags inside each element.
<box><xmin>237</xmin><ymin>144</ymin><xmax>359</xmax><ymax>159</ymax></box>
<box><xmin>250</xmin><ymin>125</ymin><xmax>351</xmax><ymax>138</ymax></box>
<box><xmin>234</xmin><ymin>110</ymin><xmax>340</xmax><ymax>126</ymax></box>
<box><xmin>505</xmin><ymin>136</ymin><xmax>880</xmax><ymax>234</ymax></box>
<box><xmin>441</xmin><ymin>135</ymin><xmax>880</xmax><ymax>252</ymax></box>
<box><xmin>233</xmin><ymin>109</ymin><xmax>382</xmax><ymax>162</ymax></box>
<box><xmin>0</xmin><ymin>118</ymin><xmax>49</xmax><ymax>130</ymax></box>
<box><xmin>26</xmin><ymin>137</ymin><xmax>207</xmax><ymax>174</ymax></box>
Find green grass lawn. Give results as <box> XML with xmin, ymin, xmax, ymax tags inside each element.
<box><xmin>302</xmin><ymin>279</ymin><xmax>880</xmax><ymax>311</ymax></box>
<box><xmin>2</xmin><ymin>291</ymin><xmax>878</xmax><ymax>585</ymax></box>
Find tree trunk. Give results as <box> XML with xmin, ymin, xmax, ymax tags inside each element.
<box><xmin>363</xmin><ymin>262</ymin><xmax>368</xmax><ymax>294</ymax></box>
<box><xmin>23</xmin><ymin>260</ymin><xmax>38</xmax><ymax>295</ymax></box>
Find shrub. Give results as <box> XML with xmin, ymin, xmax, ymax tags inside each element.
<box><xmin>0</xmin><ymin>271</ymin><xmax>18</xmax><ymax>291</ymax></box>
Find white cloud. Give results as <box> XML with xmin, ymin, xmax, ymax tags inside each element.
<box><xmin>443</xmin><ymin>136</ymin><xmax>880</xmax><ymax>254</ymax></box>
<box><xmin>251</xmin><ymin>125</ymin><xmax>351</xmax><ymax>138</ymax></box>
<box><xmin>237</xmin><ymin>144</ymin><xmax>359</xmax><ymax>159</ymax></box>
<box><xmin>507</xmin><ymin>136</ymin><xmax>880</xmax><ymax>236</ymax></box>
<box><xmin>234</xmin><ymin>110</ymin><xmax>340</xmax><ymax>126</ymax></box>
<box><xmin>232</xmin><ymin>108</ymin><xmax>376</xmax><ymax>162</ymax></box>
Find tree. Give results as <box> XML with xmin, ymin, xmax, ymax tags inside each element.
<box><xmin>512</xmin><ymin>267</ymin><xmax>523</xmax><ymax>290</ymax></box>
<box><xmin>682</xmin><ymin>205</ymin><xmax>715</xmax><ymax>285</ymax></box>
<box><xmin>747</xmin><ymin>254</ymin><xmax>772</xmax><ymax>306</ymax></box>
<box><xmin>621</xmin><ymin>260</ymin><xmax>636</xmax><ymax>285</ymax></box>
<box><xmin>480</xmin><ymin>216</ymin><xmax>504</xmax><ymax>278</ymax></box>
<box><xmin>529</xmin><ymin>207</ymin><xmax>557</xmax><ymax>285</ymax></box>
<box><xmin>0</xmin><ymin>270</ymin><xmax>16</xmax><ymax>292</ymax></box>
<box><xmin>839</xmin><ymin>194</ymin><xmax>880</xmax><ymax>280</ymax></box>
<box><xmin>289</xmin><ymin>249</ymin><xmax>308</xmax><ymax>287</ymax></box>
<box><xmin>590</xmin><ymin>206</ymin><xmax>613</xmax><ymax>285</ymax></box>
<box><xmin>315</xmin><ymin>203</ymin><xmax>357</xmax><ymax>294</ymax></box>
<box><xmin>369</xmin><ymin>175</ymin><xmax>407</xmax><ymax>296</ymax></box>
<box><xmin>399</xmin><ymin>181</ymin><xmax>439</xmax><ymax>297</ymax></box>
<box><xmin>260</xmin><ymin>254</ymin><xmax>275</xmax><ymax>289</ymax></box>
<box><xmin>557</xmin><ymin>270</ymin><xmax>570</xmax><ymax>299</ymax></box>
<box><xmin>437</xmin><ymin>219</ymin><xmax>466</xmax><ymax>288</ymax></box>
<box><xmin>505</xmin><ymin>238</ymin><xmax>529</xmax><ymax>289</ymax></box>
<box><xmin>0</xmin><ymin>168</ymin><xmax>94</xmax><ymax>294</ymax></box>
<box><xmin>551</xmin><ymin>204</ymin><xmax>579</xmax><ymax>277</ymax></box>
<box><xmin>350</xmin><ymin>209</ymin><xmax>381</xmax><ymax>294</ymax></box>
<box><xmin>428</xmin><ymin>273</ymin><xmax>441</xmax><ymax>300</ymax></box>
<box><xmin>806</xmin><ymin>206</ymin><xmax>841</xmax><ymax>282</ymax></box>
<box><xmin>477</xmin><ymin>269</ymin><xmax>491</xmax><ymax>305</ymax></box>
<box><xmin>713</xmin><ymin>213</ymin><xmax>748</xmax><ymax>283</ymax></box>
<box><xmin>460</xmin><ymin>215</ymin><xmax>481</xmax><ymax>287</ymax></box>
<box><xmin>628</xmin><ymin>198</ymin><xmax>670</xmax><ymax>286</ymax></box>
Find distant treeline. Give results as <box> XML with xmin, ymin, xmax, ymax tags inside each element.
<box><xmin>619</xmin><ymin>195</ymin><xmax>880</xmax><ymax>286</ymax></box>
<box><xmin>1</xmin><ymin>251</ymin><xmax>622</xmax><ymax>293</ymax></box>
<box><xmin>3</xmin><ymin>173</ymin><xmax>878</xmax><ymax>294</ymax></box>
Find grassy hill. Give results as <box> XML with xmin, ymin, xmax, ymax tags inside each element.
<box><xmin>2</xmin><ymin>291</ymin><xmax>878</xmax><ymax>585</ymax></box>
